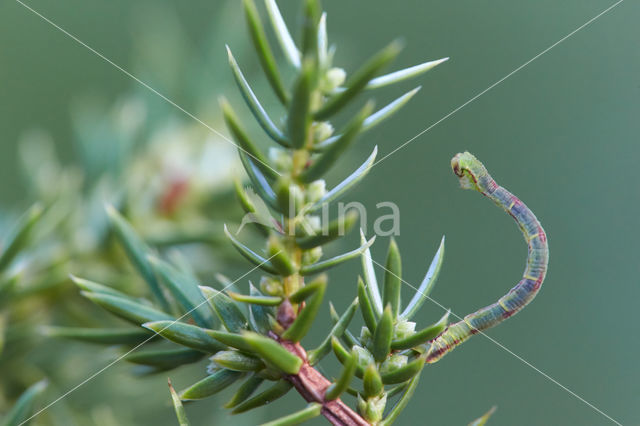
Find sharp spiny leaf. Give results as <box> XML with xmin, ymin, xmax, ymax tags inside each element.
<box><xmin>264</xmin><ymin>0</ymin><xmax>301</xmax><ymax>67</ymax></box>
<box><xmin>226</xmin><ymin>46</ymin><xmax>289</xmax><ymax>146</ymax></box>
<box><xmin>372</xmin><ymin>305</ymin><xmax>393</xmax><ymax>362</ymax></box>
<box><xmin>260</xmin><ymin>403</ymin><xmax>322</xmax><ymax>426</ymax></box>
<box><xmin>143</xmin><ymin>321</ymin><xmax>226</xmax><ymax>353</ymax></box>
<box><xmin>296</xmin><ymin>210</ymin><xmax>358</xmax><ymax>249</ymax></box>
<box><xmin>307</xmin><ymin>296</ymin><xmax>358</xmax><ymax>365</ymax></box>
<box><xmin>287</xmin><ymin>60</ymin><xmax>313</xmax><ymax>149</ymax></box>
<box><xmin>180</xmin><ymin>369</ymin><xmax>243</xmax><ymax>400</ymax></box>
<box><xmin>363</xmin><ymin>363</ymin><xmax>383</xmax><ymax>398</ymax></box>
<box><xmin>0</xmin><ymin>203</ymin><xmax>43</xmax><ymax>272</ymax></box>
<box><xmin>200</xmin><ymin>285</ymin><xmax>249</xmax><ymax>333</ymax></box>
<box><xmin>221</xmin><ymin>98</ymin><xmax>278</xmax><ymax>180</ymax></box>
<box><xmin>360</xmin><ymin>229</ymin><xmax>383</xmax><ymax>315</ymax></box>
<box><xmin>391</xmin><ymin>310</ymin><xmax>449</xmax><ymax>350</ymax></box>
<box><xmin>366</xmin><ymin>57</ymin><xmax>449</xmax><ymax>89</ymax></box>
<box><xmin>243</xmin><ymin>0</ymin><xmax>289</xmax><ymax>104</ymax></box>
<box><xmin>325</xmin><ymin>351</ymin><xmax>357</xmax><ymax>401</ymax></box>
<box><xmin>378</xmin><ymin>374</ymin><xmax>421</xmax><ymax>426</ymax></box>
<box><xmin>307</xmin><ymin>147</ymin><xmax>378</xmax><ymax>212</ymax></box>
<box><xmin>232</xmin><ymin>380</ymin><xmax>293</xmax><ymax>414</ymax></box>
<box><xmin>299</xmin><ymin>236</ymin><xmax>375</xmax><ymax>276</ymax></box>
<box><xmin>223</xmin><ymin>225</ymin><xmax>279</xmax><ymax>275</ymax></box>
<box><xmin>383</xmin><ymin>238</ymin><xmax>402</xmax><ymax>317</ymax></box>
<box><xmin>224</xmin><ymin>374</ymin><xmax>265</xmax><ymax>408</ymax></box>
<box><xmin>401</xmin><ymin>236</ymin><xmax>445</xmax><ymax>320</ymax></box>
<box><xmin>357</xmin><ymin>276</ymin><xmax>377</xmax><ymax>333</ymax></box>
<box><xmin>243</xmin><ymin>331</ymin><xmax>302</xmax><ymax>374</ymax></box>
<box><xmin>168</xmin><ymin>379</ymin><xmax>191</xmax><ymax>426</ymax></box>
<box><xmin>281</xmin><ymin>278</ymin><xmax>326</xmax><ymax>342</ymax></box>
<box><xmin>380</xmin><ymin>357</ymin><xmax>424</xmax><ymax>385</ymax></box>
<box><xmin>211</xmin><ymin>350</ymin><xmax>265</xmax><ymax>371</ymax></box>
<box><xmin>125</xmin><ymin>348</ymin><xmax>204</xmax><ymax>369</ymax></box>
<box><xmin>44</xmin><ymin>326</ymin><xmax>151</xmax><ymax>345</ymax></box>
<box><xmin>314</xmin><ymin>40</ymin><xmax>402</xmax><ymax>120</ymax></box>
<box><xmin>300</xmin><ymin>102</ymin><xmax>374</xmax><ymax>183</ymax></box>
<box><xmin>106</xmin><ymin>205</ymin><xmax>170</xmax><ymax>311</ymax></box>
<box><xmin>148</xmin><ymin>256</ymin><xmax>214</xmax><ymax>327</ymax></box>
<box><xmin>81</xmin><ymin>292</ymin><xmax>173</xmax><ymax>324</ymax></box>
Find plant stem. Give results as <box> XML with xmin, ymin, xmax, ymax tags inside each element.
<box><xmin>273</xmin><ymin>333</ymin><xmax>370</xmax><ymax>426</ymax></box>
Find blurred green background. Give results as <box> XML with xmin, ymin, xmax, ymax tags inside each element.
<box><xmin>1</xmin><ymin>0</ymin><xmax>638</xmax><ymax>425</ymax></box>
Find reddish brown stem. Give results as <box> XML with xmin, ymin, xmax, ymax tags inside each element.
<box><xmin>273</xmin><ymin>334</ymin><xmax>369</xmax><ymax>426</ymax></box>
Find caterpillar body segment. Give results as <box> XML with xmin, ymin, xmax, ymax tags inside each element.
<box><xmin>425</xmin><ymin>152</ymin><xmax>548</xmax><ymax>363</ymax></box>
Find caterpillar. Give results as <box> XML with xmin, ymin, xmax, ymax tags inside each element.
<box><xmin>425</xmin><ymin>152</ymin><xmax>549</xmax><ymax>363</ymax></box>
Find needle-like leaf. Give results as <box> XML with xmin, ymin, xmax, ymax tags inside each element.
<box><xmin>243</xmin><ymin>0</ymin><xmax>289</xmax><ymax>104</ymax></box>
<box><xmin>380</xmin><ymin>357</ymin><xmax>424</xmax><ymax>385</ymax></box>
<box><xmin>200</xmin><ymin>285</ymin><xmax>249</xmax><ymax>333</ymax></box>
<box><xmin>226</xmin><ymin>46</ymin><xmax>289</xmax><ymax>145</ymax></box>
<box><xmin>260</xmin><ymin>403</ymin><xmax>322</xmax><ymax>426</ymax></box>
<box><xmin>357</xmin><ymin>276</ymin><xmax>377</xmax><ymax>333</ymax></box>
<box><xmin>143</xmin><ymin>321</ymin><xmax>226</xmax><ymax>353</ymax></box>
<box><xmin>314</xmin><ymin>40</ymin><xmax>402</xmax><ymax>120</ymax></box>
<box><xmin>106</xmin><ymin>205</ymin><xmax>170</xmax><ymax>311</ymax></box>
<box><xmin>222</xmin><ymin>98</ymin><xmax>278</xmax><ymax>180</ymax></box>
<box><xmin>148</xmin><ymin>256</ymin><xmax>215</xmax><ymax>328</ymax></box>
<box><xmin>383</xmin><ymin>238</ymin><xmax>402</xmax><ymax>317</ymax></box>
<box><xmin>401</xmin><ymin>236</ymin><xmax>445</xmax><ymax>320</ymax></box>
<box><xmin>0</xmin><ymin>203</ymin><xmax>43</xmax><ymax>272</ymax></box>
<box><xmin>223</xmin><ymin>225</ymin><xmax>279</xmax><ymax>274</ymax></box>
<box><xmin>232</xmin><ymin>380</ymin><xmax>293</xmax><ymax>414</ymax></box>
<box><xmin>224</xmin><ymin>374</ymin><xmax>265</xmax><ymax>408</ymax></box>
<box><xmin>248</xmin><ymin>282</ymin><xmax>274</xmax><ymax>334</ymax></box>
<box><xmin>281</xmin><ymin>278</ymin><xmax>326</xmax><ymax>342</ymax></box>
<box><xmin>238</xmin><ymin>151</ymin><xmax>280</xmax><ymax>211</ymax></box>
<box><xmin>243</xmin><ymin>331</ymin><xmax>302</xmax><ymax>374</ymax></box>
<box><xmin>362</xmin><ymin>87</ymin><xmax>421</xmax><ymax>132</ymax></box>
<box><xmin>168</xmin><ymin>379</ymin><xmax>191</xmax><ymax>426</ymax></box>
<box><xmin>211</xmin><ymin>350</ymin><xmax>265</xmax><ymax>371</ymax></box>
<box><xmin>372</xmin><ymin>305</ymin><xmax>393</xmax><ymax>362</ymax></box>
<box><xmin>325</xmin><ymin>350</ymin><xmax>357</xmax><ymax>401</ymax></box>
<box><xmin>366</xmin><ymin>57</ymin><xmax>449</xmax><ymax>90</ymax></box>
<box><xmin>360</xmin><ymin>230</ymin><xmax>383</xmax><ymax>315</ymax></box>
<box><xmin>81</xmin><ymin>292</ymin><xmax>173</xmax><ymax>324</ymax></box>
<box><xmin>299</xmin><ymin>236</ymin><xmax>375</xmax><ymax>276</ymax></box>
<box><xmin>125</xmin><ymin>348</ymin><xmax>204</xmax><ymax>369</ymax></box>
<box><xmin>228</xmin><ymin>291</ymin><xmax>282</xmax><ymax>306</ymax></box>
<box><xmin>180</xmin><ymin>369</ymin><xmax>243</xmax><ymax>400</ymax></box>
<box><xmin>296</xmin><ymin>210</ymin><xmax>359</xmax><ymax>249</ymax></box>
<box><xmin>363</xmin><ymin>363</ymin><xmax>383</xmax><ymax>398</ymax></box>
<box><xmin>206</xmin><ymin>330</ymin><xmax>253</xmax><ymax>352</ymax></box>
<box><xmin>264</xmin><ymin>0</ymin><xmax>301</xmax><ymax>67</ymax></box>
<box><xmin>306</xmin><ymin>147</ymin><xmax>378</xmax><ymax>212</ymax></box>
<box><xmin>0</xmin><ymin>379</ymin><xmax>48</xmax><ymax>426</ymax></box>
<box><xmin>468</xmin><ymin>406</ymin><xmax>497</xmax><ymax>426</ymax></box>
<box><xmin>391</xmin><ymin>310</ymin><xmax>449</xmax><ymax>350</ymax></box>
<box><xmin>43</xmin><ymin>326</ymin><xmax>151</xmax><ymax>345</ymax></box>
<box><xmin>287</xmin><ymin>60</ymin><xmax>313</xmax><ymax>149</ymax></box>
<box><xmin>307</xmin><ymin>296</ymin><xmax>358</xmax><ymax>365</ymax></box>
<box><xmin>378</xmin><ymin>374</ymin><xmax>421</xmax><ymax>426</ymax></box>
<box><xmin>301</xmin><ymin>101</ymin><xmax>373</xmax><ymax>183</ymax></box>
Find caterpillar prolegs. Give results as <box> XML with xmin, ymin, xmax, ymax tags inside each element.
<box><xmin>424</xmin><ymin>152</ymin><xmax>549</xmax><ymax>363</ymax></box>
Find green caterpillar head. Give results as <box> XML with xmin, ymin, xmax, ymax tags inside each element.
<box><xmin>451</xmin><ymin>151</ymin><xmax>490</xmax><ymax>192</ymax></box>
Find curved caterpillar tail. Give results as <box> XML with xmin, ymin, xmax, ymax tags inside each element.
<box><xmin>425</xmin><ymin>152</ymin><xmax>548</xmax><ymax>364</ymax></box>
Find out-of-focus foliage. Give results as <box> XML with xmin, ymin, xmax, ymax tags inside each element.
<box><xmin>0</xmin><ymin>3</ymin><xmax>254</xmax><ymax>424</ymax></box>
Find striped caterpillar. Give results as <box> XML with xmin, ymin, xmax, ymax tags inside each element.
<box><xmin>425</xmin><ymin>152</ymin><xmax>549</xmax><ymax>363</ymax></box>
